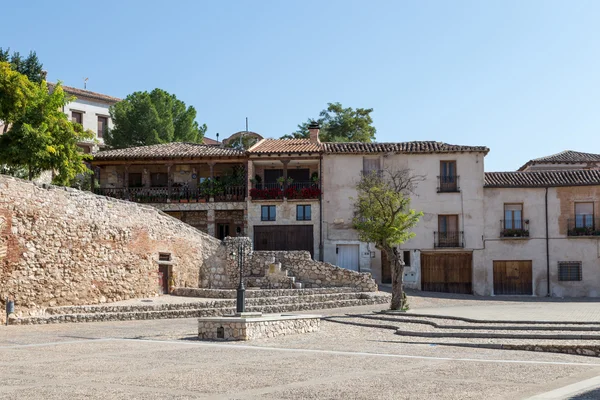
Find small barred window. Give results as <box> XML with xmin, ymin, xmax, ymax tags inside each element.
<box><xmin>558</xmin><ymin>262</ymin><xmax>582</xmax><ymax>281</ymax></box>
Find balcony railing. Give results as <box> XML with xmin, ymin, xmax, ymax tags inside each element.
<box><xmin>437</xmin><ymin>175</ymin><xmax>460</xmax><ymax>193</ymax></box>
<box><xmin>250</xmin><ymin>181</ymin><xmax>321</xmax><ymax>200</ymax></box>
<box><xmin>94</xmin><ymin>186</ymin><xmax>245</xmax><ymax>203</ymax></box>
<box><xmin>434</xmin><ymin>231</ymin><xmax>464</xmax><ymax>248</ymax></box>
<box><xmin>500</xmin><ymin>219</ymin><xmax>530</xmax><ymax>238</ymax></box>
<box><xmin>567</xmin><ymin>217</ymin><xmax>600</xmax><ymax>236</ymax></box>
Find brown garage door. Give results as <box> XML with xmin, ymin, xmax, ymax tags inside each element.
<box><xmin>421</xmin><ymin>252</ymin><xmax>472</xmax><ymax>294</ymax></box>
<box><xmin>493</xmin><ymin>261</ymin><xmax>532</xmax><ymax>295</ymax></box>
<box><xmin>254</xmin><ymin>225</ymin><xmax>314</xmax><ymax>257</ymax></box>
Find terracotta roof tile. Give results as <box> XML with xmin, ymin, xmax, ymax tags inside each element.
<box><xmin>249</xmin><ymin>139</ymin><xmax>322</xmax><ymax>154</ymax></box>
<box><xmin>484</xmin><ymin>170</ymin><xmax>600</xmax><ymax>188</ymax></box>
<box><xmin>518</xmin><ymin>150</ymin><xmax>600</xmax><ymax>171</ymax></box>
<box><xmin>48</xmin><ymin>83</ymin><xmax>121</xmax><ymax>104</ymax></box>
<box><xmin>323</xmin><ymin>141</ymin><xmax>489</xmax><ymax>154</ymax></box>
<box><xmin>93</xmin><ymin>142</ymin><xmax>245</xmax><ymax>161</ymax></box>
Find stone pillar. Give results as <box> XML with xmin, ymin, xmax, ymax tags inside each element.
<box><xmin>124</xmin><ymin>164</ymin><xmax>130</xmax><ymax>200</ymax></box>
<box><xmin>207</xmin><ymin>209</ymin><xmax>216</xmax><ymax>237</ymax></box>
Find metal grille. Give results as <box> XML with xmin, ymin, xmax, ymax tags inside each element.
<box><xmin>558</xmin><ymin>262</ymin><xmax>582</xmax><ymax>281</ymax></box>
<box><xmin>159</xmin><ymin>253</ymin><xmax>171</xmax><ymax>262</ymax></box>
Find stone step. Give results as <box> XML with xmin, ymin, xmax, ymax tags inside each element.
<box><xmin>44</xmin><ymin>292</ymin><xmax>389</xmax><ymax>316</ymax></box>
<box><xmin>327</xmin><ymin>314</ymin><xmax>600</xmax><ymax>341</ymax></box>
<box><xmin>13</xmin><ymin>296</ymin><xmax>391</xmax><ymax>325</ymax></box>
<box><xmin>172</xmin><ymin>287</ymin><xmax>361</xmax><ymax>299</ymax></box>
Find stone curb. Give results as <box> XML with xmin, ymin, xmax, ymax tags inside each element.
<box><xmin>381</xmin><ymin>311</ymin><xmax>600</xmax><ymax>326</ymax></box>
<box><xmin>357</xmin><ymin>314</ymin><xmax>600</xmax><ymax>332</ymax></box>
<box><xmin>394</xmin><ymin>330</ymin><xmax>600</xmax><ymax>340</ymax></box>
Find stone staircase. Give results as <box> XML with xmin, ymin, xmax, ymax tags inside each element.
<box><xmin>11</xmin><ymin>289</ymin><xmax>391</xmax><ymax>325</ymax></box>
<box><xmin>324</xmin><ymin>312</ymin><xmax>600</xmax><ymax>357</ymax></box>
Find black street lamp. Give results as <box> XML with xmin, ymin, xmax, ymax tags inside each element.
<box><xmin>236</xmin><ymin>241</ymin><xmax>246</xmax><ymax>313</ymax></box>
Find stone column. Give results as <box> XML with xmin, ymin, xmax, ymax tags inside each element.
<box><xmin>207</xmin><ymin>208</ymin><xmax>216</xmax><ymax>237</ymax></box>
<box><xmin>124</xmin><ymin>164</ymin><xmax>130</xmax><ymax>200</ymax></box>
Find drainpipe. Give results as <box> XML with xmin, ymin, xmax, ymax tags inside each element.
<box><xmin>319</xmin><ymin>154</ymin><xmax>324</xmax><ymax>261</ymax></box>
<box><xmin>545</xmin><ymin>187</ymin><xmax>550</xmax><ymax>297</ymax></box>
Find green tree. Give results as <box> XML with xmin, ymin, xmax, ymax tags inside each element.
<box><xmin>0</xmin><ymin>48</ymin><xmax>44</xmax><ymax>83</ymax></box>
<box><xmin>0</xmin><ymin>80</ymin><xmax>93</xmax><ymax>183</ymax></box>
<box><xmin>353</xmin><ymin>168</ymin><xmax>423</xmax><ymax>310</ymax></box>
<box><xmin>105</xmin><ymin>88</ymin><xmax>207</xmax><ymax>148</ymax></box>
<box><xmin>0</xmin><ymin>61</ymin><xmax>37</xmax><ymax>134</ymax></box>
<box><xmin>283</xmin><ymin>102</ymin><xmax>376</xmax><ymax>142</ymax></box>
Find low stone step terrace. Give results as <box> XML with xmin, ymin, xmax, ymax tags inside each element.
<box><xmin>11</xmin><ymin>289</ymin><xmax>391</xmax><ymax>325</ymax></box>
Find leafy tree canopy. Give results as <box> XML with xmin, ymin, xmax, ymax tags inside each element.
<box><xmin>0</xmin><ymin>48</ymin><xmax>44</xmax><ymax>83</ymax></box>
<box><xmin>0</xmin><ymin>61</ymin><xmax>37</xmax><ymax>132</ymax></box>
<box><xmin>0</xmin><ymin>73</ymin><xmax>93</xmax><ymax>184</ymax></box>
<box><xmin>353</xmin><ymin>169</ymin><xmax>423</xmax><ymax>310</ymax></box>
<box><xmin>283</xmin><ymin>102</ymin><xmax>376</xmax><ymax>142</ymax></box>
<box><xmin>105</xmin><ymin>88</ymin><xmax>207</xmax><ymax>148</ymax></box>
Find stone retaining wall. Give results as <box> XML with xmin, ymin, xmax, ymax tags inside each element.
<box><xmin>172</xmin><ymin>287</ymin><xmax>358</xmax><ymax>299</ymax></box>
<box><xmin>198</xmin><ymin>314</ymin><xmax>321</xmax><ymax>341</ymax></box>
<box><xmin>0</xmin><ymin>175</ymin><xmax>222</xmax><ymax>317</ymax></box>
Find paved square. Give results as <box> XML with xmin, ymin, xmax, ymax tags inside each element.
<box><xmin>2</xmin><ymin>303</ymin><xmax>600</xmax><ymax>399</ymax></box>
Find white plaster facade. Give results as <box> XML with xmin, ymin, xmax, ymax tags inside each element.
<box><xmin>322</xmin><ymin>150</ymin><xmax>487</xmax><ymax>286</ymax></box>
<box><xmin>64</xmin><ymin>97</ymin><xmax>114</xmax><ymax>152</ymax></box>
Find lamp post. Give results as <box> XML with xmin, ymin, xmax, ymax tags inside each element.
<box><xmin>236</xmin><ymin>241</ymin><xmax>246</xmax><ymax>313</ymax></box>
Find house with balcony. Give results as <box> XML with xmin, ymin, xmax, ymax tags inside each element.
<box><xmin>246</xmin><ymin>124</ymin><xmax>322</xmax><ymax>259</ymax></box>
<box><xmin>91</xmin><ymin>142</ymin><xmax>247</xmax><ymax>238</ymax></box>
<box><xmin>482</xmin><ymin>169</ymin><xmax>600</xmax><ymax>297</ymax></box>
<box><xmin>49</xmin><ymin>83</ymin><xmax>120</xmax><ymax>154</ymax></box>
<box><xmin>321</xmin><ymin>141</ymin><xmax>489</xmax><ymax>294</ymax></box>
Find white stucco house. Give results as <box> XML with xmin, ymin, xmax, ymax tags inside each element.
<box><xmin>48</xmin><ymin>83</ymin><xmax>120</xmax><ymax>154</ymax></box>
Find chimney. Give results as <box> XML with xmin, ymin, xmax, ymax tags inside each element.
<box><xmin>308</xmin><ymin>121</ymin><xmax>320</xmax><ymax>143</ymax></box>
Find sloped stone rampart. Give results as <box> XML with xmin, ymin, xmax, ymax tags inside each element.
<box><xmin>0</xmin><ymin>175</ymin><xmax>222</xmax><ymax>318</ymax></box>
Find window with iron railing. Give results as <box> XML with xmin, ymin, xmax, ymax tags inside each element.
<box><xmin>438</xmin><ymin>161</ymin><xmax>459</xmax><ymax>192</ymax></box>
<box><xmin>558</xmin><ymin>261</ymin><xmax>582</xmax><ymax>281</ymax></box>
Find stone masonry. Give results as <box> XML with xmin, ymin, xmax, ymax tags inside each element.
<box><xmin>0</xmin><ymin>175</ymin><xmax>222</xmax><ymax>317</ymax></box>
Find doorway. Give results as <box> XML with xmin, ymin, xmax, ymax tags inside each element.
<box><xmin>158</xmin><ymin>265</ymin><xmax>170</xmax><ymax>294</ymax></box>
<box><xmin>336</xmin><ymin>244</ymin><xmax>359</xmax><ymax>271</ymax></box>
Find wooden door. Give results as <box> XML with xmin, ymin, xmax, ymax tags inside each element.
<box><xmin>253</xmin><ymin>225</ymin><xmax>314</xmax><ymax>257</ymax></box>
<box><xmin>493</xmin><ymin>261</ymin><xmax>532</xmax><ymax>295</ymax></box>
<box><xmin>158</xmin><ymin>265</ymin><xmax>169</xmax><ymax>294</ymax></box>
<box><xmin>421</xmin><ymin>252</ymin><xmax>472</xmax><ymax>294</ymax></box>
<box><xmin>336</xmin><ymin>245</ymin><xmax>359</xmax><ymax>271</ymax></box>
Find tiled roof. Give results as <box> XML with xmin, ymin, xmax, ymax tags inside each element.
<box><xmin>93</xmin><ymin>142</ymin><xmax>245</xmax><ymax>161</ymax></box>
<box><xmin>518</xmin><ymin>150</ymin><xmax>600</xmax><ymax>171</ymax></box>
<box><xmin>323</xmin><ymin>141</ymin><xmax>489</xmax><ymax>154</ymax></box>
<box><xmin>484</xmin><ymin>170</ymin><xmax>600</xmax><ymax>188</ymax></box>
<box><xmin>202</xmin><ymin>137</ymin><xmax>220</xmax><ymax>145</ymax></box>
<box><xmin>249</xmin><ymin>139</ymin><xmax>322</xmax><ymax>155</ymax></box>
<box><xmin>48</xmin><ymin>83</ymin><xmax>121</xmax><ymax>104</ymax></box>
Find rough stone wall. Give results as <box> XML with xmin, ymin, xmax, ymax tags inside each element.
<box><xmin>0</xmin><ymin>175</ymin><xmax>222</xmax><ymax>316</ymax></box>
<box><xmin>252</xmin><ymin>250</ymin><xmax>377</xmax><ymax>292</ymax></box>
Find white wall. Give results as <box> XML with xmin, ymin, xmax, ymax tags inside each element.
<box><xmin>322</xmin><ymin>151</ymin><xmax>486</xmax><ymax>283</ymax></box>
<box><xmin>65</xmin><ymin>98</ymin><xmax>114</xmax><ymax>148</ymax></box>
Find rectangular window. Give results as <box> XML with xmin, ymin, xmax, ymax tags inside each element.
<box><xmin>438</xmin><ymin>215</ymin><xmax>458</xmax><ymax>233</ymax></box>
<box><xmin>558</xmin><ymin>261</ymin><xmax>582</xmax><ymax>281</ymax></box>
<box><xmin>261</xmin><ymin>205</ymin><xmax>276</xmax><ymax>221</ymax></box>
<box><xmin>71</xmin><ymin>111</ymin><xmax>83</xmax><ymax>125</ymax></box>
<box><xmin>438</xmin><ymin>215</ymin><xmax>459</xmax><ymax>247</ymax></box>
<box><xmin>97</xmin><ymin>116</ymin><xmax>108</xmax><ymax>138</ymax></box>
<box><xmin>158</xmin><ymin>253</ymin><xmax>171</xmax><ymax>262</ymax></box>
<box><xmin>296</xmin><ymin>205</ymin><xmax>311</xmax><ymax>221</ymax></box>
<box><xmin>575</xmin><ymin>202</ymin><xmax>594</xmax><ymax>228</ymax></box>
<box><xmin>439</xmin><ymin>161</ymin><xmax>458</xmax><ymax>192</ymax></box>
<box><xmin>403</xmin><ymin>250</ymin><xmax>411</xmax><ymax>267</ymax></box>
<box><xmin>129</xmin><ymin>173</ymin><xmax>143</xmax><ymax>188</ymax></box>
<box><xmin>504</xmin><ymin>204</ymin><xmax>523</xmax><ymax>229</ymax></box>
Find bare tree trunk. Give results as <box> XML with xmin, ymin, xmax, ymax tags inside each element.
<box><xmin>389</xmin><ymin>247</ymin><xmax>405</xmax><ymax>310</ymax></box>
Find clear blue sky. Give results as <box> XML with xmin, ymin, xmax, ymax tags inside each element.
<box><xmin>3</xmin><ymin>0</ymin><xmax>600</xmax><ymax>171</ymax></box>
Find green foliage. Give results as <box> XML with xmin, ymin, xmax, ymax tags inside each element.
<box><xmin>105</xmin><ymin>88</ymin><xmax>207</xmax><ymax>148</ymax></box>
<box><xmin>353</xmin><ymin>170</ymin><xmax>422</xmax><ymax>250</ymax></box>
<box><xmin>0</xmin><ymin>79</ymin><xmax>93</xmax><ymax>184</ymax></box>
<box><xmin>283</xmin><ymin>102</ymin><xmax>376</xmax><ymax>142</ymax></box>
<box><xmin>0</xmin><ymin>61</ymin><xmax>37</xmax><ymax>132</ymax></box>
<box><xmin>0</xmin><ymin>48</ymin><xmax>44</xmax><ymax>83</ymax></box>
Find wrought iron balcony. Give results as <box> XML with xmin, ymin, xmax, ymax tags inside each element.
<box><xmin>434</xmin><ymin>231</ymin><xmax>464</xmax><ymax>248</ymax></box>
<box><xmin>567</xmin><ymin>217</ymin><xmax>600</xmax><ymax>236</ymax></box>
<box><xmin>250</xmin><ymin>181</ymin><xmax>321</xmax><ymax>200</ymax></box>
<box><xmin>437</xmin><ymin>175</ymin><xmax>460</xmax><ymax>193</ymax></box>
<box><xmin>500</xmin><ymin>219</ymin><xmax>530</xmax><ymax>238</ymax></box>
<box><xmin>94</xmin><ymin>185</ymin><xmax>246</xmax><ymax>204</ymax></box>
